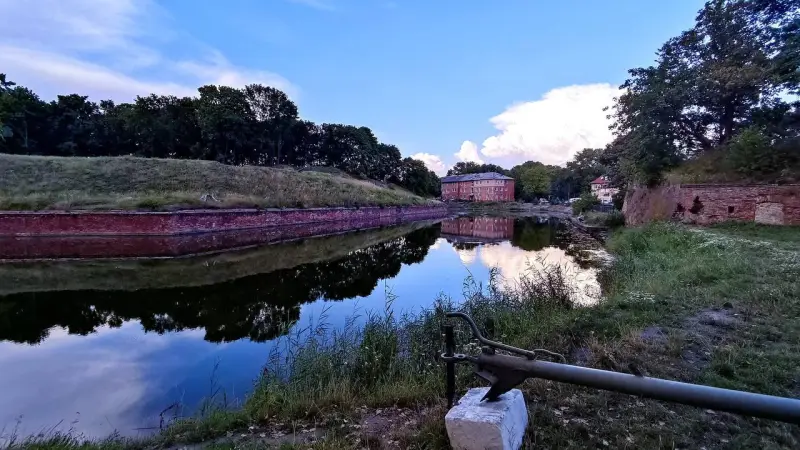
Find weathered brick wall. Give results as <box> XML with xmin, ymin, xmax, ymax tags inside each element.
<box><xmin>0</xmin><ymin>205</ymin><xmax>447</xmax><ymax>236</ymax></box>
<box><xmin>623</xmin><ymin>184</ymin><xmax>800</xmax><ymax>226</ymax></box>
<box><xmin>0</xmin><ymin>214</ymin><xmax>443</xmax><ymax>260</ymax></box>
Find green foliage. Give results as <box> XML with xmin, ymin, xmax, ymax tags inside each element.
<box><xmin>0</xmin><ymin>75</ymin><xmax>438</xmax><ymax>198</ymax></box>
<box><xmin>397</xmin><ymin>157</ymin><xmax>441</xmax><ymax>197</ymax></box>
<box><xmin>571</xmin><ymin>192</ymin><xmax>599</xmax><ymax>214</ymax></box>
<box><xmin>584</xmin><ymin>210</ymin><xmax>626</xmax><ymax>228</ymax></box>
<box><xmin>725</xmin><ymin>126</ymin><xmax>800</xmax><ymax>175</ymax></box>
<box><xmin>446</xmin><ymin>162</ymin><xmax>509</xmax><ymax>177</ymax></box>
<box><xmin>519</xmin><ymin>164</ymin><xmax>551</xmax><ymax>199</ymax></box>
<box><xmin>606</xmin><ymin>0</ymin><xmax>800</xmax><ymax>186</ymax></box>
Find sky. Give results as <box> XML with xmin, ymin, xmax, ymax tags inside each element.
<box><xmin>0</xmin><ymin>0</ymin><xmax>706</xmax><ymax>175</ymax></box>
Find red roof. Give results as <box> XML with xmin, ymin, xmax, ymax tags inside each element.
<box><xmin>590</xmin><ymin>177</ymin><xmax>607</xmax><ymax>185</ymax></box>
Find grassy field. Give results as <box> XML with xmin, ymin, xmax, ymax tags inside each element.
<box><xmin>6</xmin><ymin>222</ymin><xmax>800</xmax><ymax>449</ymax></box>
<box><xmin>0</xmin><ymin>154</ymin><xmax>431</xmax><ymax>211</ymax></box>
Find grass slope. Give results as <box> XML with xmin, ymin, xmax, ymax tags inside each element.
<box><xmin>0</xmin><ymin>154</ymin><xmax>431</xmax><ymax>211</ymax></box>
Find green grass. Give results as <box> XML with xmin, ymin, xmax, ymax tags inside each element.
<box><xmin>0</xmin><ymin>154</ymin><xmax>433</xmax><ymax>211</ymax></box>
<box><xmin>583</xmin><ymin>210</ymin><xmax>625</xmax><ymax>228</ymax></box>
<box><xmin>5</xmin><ymin>223</ymin><xmax>800</xmax><ymax>449</ymax></box>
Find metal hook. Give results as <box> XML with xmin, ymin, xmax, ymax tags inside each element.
<box><xmin>446</xmin><ymin>312</ymin><xmax>566</xmax><ymax>363</ymax></box>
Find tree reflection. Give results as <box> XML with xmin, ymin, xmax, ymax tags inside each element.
<box><xmin>0</xmin><ymin>226</ymin><xmax>440</xmax><ymax>345</ymax></box>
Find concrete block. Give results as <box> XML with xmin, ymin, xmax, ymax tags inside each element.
<box><xmin>445</xmin><ymin>387</ymin><xmax>528</xmax><ymax>450</ymax></box>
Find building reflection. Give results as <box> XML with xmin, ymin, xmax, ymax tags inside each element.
<box><xmin>441</xmin><ymin>217</ymin><xmax>514</xmax><ymax>242</ymax></box>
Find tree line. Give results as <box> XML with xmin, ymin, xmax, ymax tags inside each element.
<box><xmin>0</xmin><ymin>76</ymin><xmax>441</xmax><ymax>197</ymax></box>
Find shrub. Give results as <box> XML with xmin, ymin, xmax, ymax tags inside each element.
<box><xmin>724</xmin><ymin>127</ymin><xmax>800</xmax><ymax>176</ymax></box>
<box><xmin>572</xmin><ymin>192</ymin><xmax>600</xmax><ymax>215</ymax></box>
<box><xmin>585</xmin><ymin>210</ymin><xmax>626</xmax><ymax>228</ymax></box>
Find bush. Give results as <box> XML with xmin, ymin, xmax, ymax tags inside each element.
<box><xmin>572</xmin><ymin>192</ymin><xmax>600</xmax><ymax>215</ymax></box>
<box><xmin>585</xmin><ymin>210</ymin><xmax>626</xmax><ymax>228</ymax></box>
<box><xmin>725</xmin><ymin>127</ymin><xmax>800</xmax><ymax>176</ymax></box>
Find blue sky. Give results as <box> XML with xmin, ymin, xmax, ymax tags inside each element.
<box><xmin>0</xmin><ymin>0</ymin><xmax>705</xmax><ymax>173</ymax></box>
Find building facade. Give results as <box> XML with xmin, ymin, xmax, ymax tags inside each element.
<box><xmin>590</xmin><ymin>176</ymin><xmax>619</xmax><ymax>205</ymax></box>
<box><xmin>441</xmin><ymin>172</ymin><xmax>515</xmax><ymax>202</ymax></box>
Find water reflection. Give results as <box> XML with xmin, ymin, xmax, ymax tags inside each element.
<box><xmin>0</xmin><ymin>216</ymin><xmax>603</xmax><ymax>439</ymax></box>
<box><xmin>0</xmin><ymin>226</ymin><xmax>440</xmax><ymax>345</ymax></box>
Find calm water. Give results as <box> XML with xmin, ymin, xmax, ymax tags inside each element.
<box><xmin>0</xmin><ymin>216</ymin><xmax>601</xmax><ymax>439</ymax></box>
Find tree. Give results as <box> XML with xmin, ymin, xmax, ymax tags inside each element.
<box><xmin>47</xmin><ymin>94</ymin><xmax>101</xmax><ymax>157</ymax></box>
<box><xmin>243</xmin><ymin>84</ymin><xmax>298</xmax><ymax>165</ymax></box>
<box><xmin>397</xmin><ymin>157</ymin><xmax>440</xmax><ymax>197</ymax></box>
<box><xmin>606</xmin><ymin>0</ymin><xmax>800</xmax><ymax>185</ymax></box>
<box><xmin>195</xmin><ymin>85</ymin><xmax>253</xmax><ymax>164</ymax></box>
<box><xmin>520</xmin><ymin>165</ymin><xmax>551</xmax><ymax>199</ymax></box>
<box><xmin>446</xmin><ymin>162</ymin><xmax>508</xmax><ymax>176</ymax></box>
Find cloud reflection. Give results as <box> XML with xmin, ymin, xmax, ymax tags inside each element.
<box><xmin>457</xmin><ymin>242</ymin><xmax>601</xmax><ymax>305</ymax></box>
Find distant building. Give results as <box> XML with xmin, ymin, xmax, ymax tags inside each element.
<box><xmin>441</xmin><ymin>172</ymin><xmax>515</xmax><ymax>202</ymax></box>
<box><xmin>590</xmin><ymin>176</ymin><xmax>619</xmax><ymax>205</ymax></box>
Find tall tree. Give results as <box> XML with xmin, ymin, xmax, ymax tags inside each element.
<box><xmin>243</xmin><ymin>84</ymin><xmax>298</xmax><ymax>165</ymax></box>
<box><xmin>607</xmin><ymin>0</ymin><xmax>800</xmax><ymax>185</ymax></box>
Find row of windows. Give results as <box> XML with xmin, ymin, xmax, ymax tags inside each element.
<box><xmin>471</xmin><ymin>187</ymin><xmax>508</xmax><ymax>192</ymax></box>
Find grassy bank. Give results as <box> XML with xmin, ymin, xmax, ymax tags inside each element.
<box><xmin>6</xmin><ymin>223</ymin><xmax>800</xmax><ymax>449</ymax></box>
<box><xmin>0</xmin><ymin>154</ymin><xmax>431</xmax><ymax>211</ymax></box>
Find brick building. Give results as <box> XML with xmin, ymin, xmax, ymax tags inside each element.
<box><xmin>441</xmin><ymin>172</ymin><xmax>515</xmax><ymax>202</ymax></box>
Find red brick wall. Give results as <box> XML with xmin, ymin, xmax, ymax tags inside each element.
<box><xmin>441</xmin><ymin>180</ymin><xmax>515</xmax><ymax>202</ymax></box>
<box><xmin>623</xmin><ymin>184</ymin><xmax>800</xmax><ymax>226</ymax></box>
<box><xmin>0</xmin><ymin>215</ymin><xmax>442</xmax><ymax>260</ymax></box>
<box><xmin>0</xmin><ymin>205</ymin><xmax>447</xmax><ymax>237</ymax></box>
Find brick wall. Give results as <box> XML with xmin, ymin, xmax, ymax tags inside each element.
<box><xmin>0</xmin><ymin>215</ymin><xmax>443</xmax><ymax>260</ymax></box>
<box><xmin>623</xmin><ymin>184</ymin><xmax>800</xmax><ymax>226</ymax></box>
<box><xmin>0</xmin><ymin>205</ymin><xmax>447</xmax><ymax>236</ymax></box>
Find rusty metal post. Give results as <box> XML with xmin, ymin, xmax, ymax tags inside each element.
<box><xmin>444</xmin><ymin>324</ymin><xmax>455</xmax><ymax>409</ymax></box>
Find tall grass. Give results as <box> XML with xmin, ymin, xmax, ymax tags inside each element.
<box><xmin>233</xmin><ymin>264</ymin><xmax>580</xmax><ymax>425</ymax></box>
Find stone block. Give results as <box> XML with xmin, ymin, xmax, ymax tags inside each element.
<box><xmin>445</xmin><ymin>387</ymin><xmax>528</xmax><ymax>450</ymax></box>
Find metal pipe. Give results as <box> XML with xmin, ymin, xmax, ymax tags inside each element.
<box><xmin>479</xmin><ymin>353</ymin><xmax>800</xmax><ymax>424</ymax></box>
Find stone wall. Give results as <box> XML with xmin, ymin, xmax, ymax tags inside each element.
<box><xmin>623</xmin><ymin>184</ymin><xmax>800</xmax><ymax>226</ymax></box>
<box><xmin>0</xmin><ymin>205</ymin><xmax>446</xmax><ymax>236</ymax></box>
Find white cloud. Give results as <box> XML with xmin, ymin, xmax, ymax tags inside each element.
<box><xmin>411</xmin><ymin>152</ymin><xmax>449</xmax><ymax>176</ymax></box>
<box><xmin>474</xmin><ymin>84</ymin><xmax>620</xmax><ymax>166</ymax></box>
<box><xmin>0</xmin><ymin>0</ymin><xmax>297</xmax><ymax>102</ymax></box>
<box><xmin>454</xmin><ymin>141</ymin><xmax>484</xmax><ymax>164</ymax></box>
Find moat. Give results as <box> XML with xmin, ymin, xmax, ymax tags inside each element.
<box><xmin>0</xmin><ymin>215</ymin><xmax>602</xmax><ymax>439</ymax></box>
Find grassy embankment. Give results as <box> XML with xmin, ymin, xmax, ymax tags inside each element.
<box><xmin>7</xmin><ymin>222</ymin><xmax>800</xmax><ymax>449</ymax></box>
<box><xmin>0</xmin><ymin>154</ymin><xmax>431</xmax><ymax>211</ymax></box>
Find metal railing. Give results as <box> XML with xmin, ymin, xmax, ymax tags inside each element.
<box><xmin>441</xmin><ymin>312</ymin><xmax>800</xmax><ymax>424</ymax></box>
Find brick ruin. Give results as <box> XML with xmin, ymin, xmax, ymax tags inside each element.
<box><xmin>623</xmin><ymin>184</ymin><xmax>800</xmax><ymax>226</ymax></box>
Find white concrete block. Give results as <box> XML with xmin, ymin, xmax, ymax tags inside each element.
<box><xmin>445</xmin><ymin>387</ymin><xmax>528</xmax><ymax>450</ymax></box>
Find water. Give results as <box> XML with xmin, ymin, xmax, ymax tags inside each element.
<box><xmin>0</xmin><ymin>216</ymin><xmax>602</xmax><ymax>439</ymax></box>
